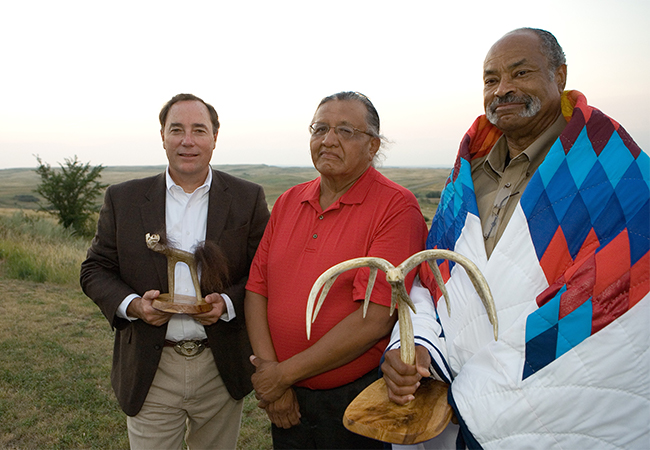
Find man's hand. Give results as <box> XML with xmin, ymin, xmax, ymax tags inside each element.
<box><xmin>192</xmin><ymin>293</ymin><xmax>226</xmax><ymax>326</ymax></box>
<box><xmin>250</xmin><ymin>355</ymin><xmax>291</xmax><ymax>405</ymax></box>
<box><xmin>381</xmin><ymin>345</ymin><xmax>432</xmax><ymax>405</ymax></box>
<box><xmin>126</xmin><ymin>290</ymin><xmax>173</xmax><ymax>326</ymax></box>
<box><xmin>262</xmin><ymin>388</ymin><xmax>301</xmax><ymax>429</ymax></box>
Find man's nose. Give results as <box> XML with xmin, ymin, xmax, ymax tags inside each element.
<box><xmin>494</xmin><ymin>77</ymin><xmax>515</xmax><ymax>98</ymax></box>
<box><xmin>181</xmin><ymin>132</ymin><xmax>195</xmax><ymax>146</ymax></box>
<box><xmin>321</xmin><ymin>127</ymin><xmax>339</xmax><ymax>146</ymax></box>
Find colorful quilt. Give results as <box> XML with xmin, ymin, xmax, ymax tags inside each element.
<box><xmin>391</xmin><ymin>91</ymin><xmax>649</xmax><ymax>449</ymax></box>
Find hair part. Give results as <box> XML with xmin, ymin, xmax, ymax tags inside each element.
<box><xmin>315</xmin><ymin>91</ymin><xmax>389</xmax><ymax>166</ymax></box>
<box><xmin>159</xmin><ymin>93</ymin><xmax>220</xmax><ymax>135</ymax></box>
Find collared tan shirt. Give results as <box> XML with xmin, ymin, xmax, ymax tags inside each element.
<box><xmin>472</xmin><ymin>114</ymin><xmax>566</xmax><ymax>258</ymax></box>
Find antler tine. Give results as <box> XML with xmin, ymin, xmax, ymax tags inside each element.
<box><xmin>398</xmin><ymin>250</ymin><xmax>498</xmax><ymax>341</ymax></box>
<box><xmin>313</xmin><ymin>275</ymin><xmax>340</xmax><ymax>319</ymax></box>
<box><xmin>306</xmin><ymin>257</ymin><xmax>394</xmax><ymax>340</ymax></box>
<box><xmin>394</xmin><ymin>251</ymin><xmax>449</xmax><ymax>315</ymax></box>
<box><xmin>424</xmin><ymin>260</ymin><xmax>451</xmax><ymax>317</ymax></box>
<box><xmin>363</xmin><ymin>268</ymin><xmax>378</xmax><ymax>318</ymax></box>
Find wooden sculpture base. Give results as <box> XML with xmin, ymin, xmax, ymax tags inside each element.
<box><xmin>343</xmin><ymin>377</ymin><xmax>452</xmax><ymax>445</ymax></box>
<box><xmin>152</xmin><ymin>293</ymin><xmax>212</xmax><ymax>314</ymax></box>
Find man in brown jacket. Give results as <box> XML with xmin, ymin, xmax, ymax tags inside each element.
<box><xmin>81</xmin><ymin>93</ymin><xmax>270</xmax><ymax>449</ymax></box>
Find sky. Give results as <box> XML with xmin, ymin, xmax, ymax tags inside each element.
<box><xmin>1</xmin><ymin>0</ymin><xmax>648</xmax><ymax>170</ymax></box>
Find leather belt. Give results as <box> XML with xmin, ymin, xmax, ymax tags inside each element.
<box><xmin>164</xmin><ymin>339</ymin><xmax>209</xmax><ymax>357</ymax></box>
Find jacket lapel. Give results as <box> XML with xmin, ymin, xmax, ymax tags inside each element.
<box><xmin>140</xmin><ymin>173</ymin><xmax>168</xmax><ymax>289</ymax></box>
<box><xmin>206</xmin><ymin>169</ymin><xmax>232</xmax><ymax>242</ymax></box>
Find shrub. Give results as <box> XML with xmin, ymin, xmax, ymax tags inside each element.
<box><xmin>34</xmin><ymin>155</ymin><xmax>107</xmax><ymax>237</ymax></box>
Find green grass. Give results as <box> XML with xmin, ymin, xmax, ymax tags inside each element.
<box><xmin>0</xmin><ymin>211</ymin><xmax>89</xmax><ymax>286</ymax></box>
<box><xmin>0</xmin><ymin>279</ymin><xmax>129</xmax><ymax>449</ymax></box>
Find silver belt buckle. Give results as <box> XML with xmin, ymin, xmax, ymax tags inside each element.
<box><xmin>173</xmin><ymin>340</ymin><xmax>206</xmax><ymax>357</ymax></box>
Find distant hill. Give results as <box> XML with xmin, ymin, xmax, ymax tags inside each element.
<box><xmin>0</xmin><ymin>164</ymin><xmax>451</xmax><ymax>222</ymax></box>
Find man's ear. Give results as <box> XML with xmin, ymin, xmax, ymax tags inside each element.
<box><xmin>369</xmin><ymin>137</ymin><xmax>380</xmax><ymax>161</ymax></box>
<box><xmin>555</xmin><ymin>64</ymin><xmax>567</xmax><ymax>93</ymax></box>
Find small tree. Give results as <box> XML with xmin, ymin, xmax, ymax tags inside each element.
<box><xmin>34</xmin><ymin>155</ymin><xmax>107</xmax><ymax>236</ymax></box>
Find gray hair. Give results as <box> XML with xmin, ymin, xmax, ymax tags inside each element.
<box><xmin>511</xmin><ymin>28</ymin><xmax>566</xmax><ymax>77</ymax></box>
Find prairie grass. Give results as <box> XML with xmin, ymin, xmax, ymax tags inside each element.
<box><xmin>0</xmin><ymin>211</ymin><xmax>88</xmax><ymax>286</ymax></box>
<box><xmin>1</xmin><ymin>165</ymin><xmax>450</xmax><ymax>225</ymax></box>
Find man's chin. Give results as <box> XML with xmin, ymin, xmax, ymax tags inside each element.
<box><xmin>492</xmin><ymin>107</ymin><xmax>540</xmax><ymax>128</ymax></box>
<box><xmin>487</xmin><ymin>112</ymin><xmax>512</xmax><ymax>127</ymax></box>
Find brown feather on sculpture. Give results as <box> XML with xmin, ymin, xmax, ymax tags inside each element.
<box><xmin>193</xmin><ymin>240</ymin><xmax>230</xmax><ymax>296</ymax></box>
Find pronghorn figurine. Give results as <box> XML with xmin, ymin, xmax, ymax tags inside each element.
<box><xmin>146</xmin><ymin>232</ymin><xmax>203</xmax><ymax>305</ymax></box>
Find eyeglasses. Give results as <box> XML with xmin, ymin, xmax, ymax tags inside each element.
<box><xmin>309</xmin><ymin>123</ymin><xmax>374</xmax><ymax>140</ymax></box>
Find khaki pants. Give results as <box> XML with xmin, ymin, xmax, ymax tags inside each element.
<box><xmin>127</xmin><ymin>347</ymin><xmax>243</xmax><ymax>450</ymax></box>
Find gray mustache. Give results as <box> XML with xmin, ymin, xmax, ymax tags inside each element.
<box><xmin>488</xmin><ymin>94</ymin><xmax>535</xmax><ymax>113</ymax></box>
<box><xmin>486</xmin><ymin>93</ymin><xmax>542</xmax><ymax>125</ymax></box>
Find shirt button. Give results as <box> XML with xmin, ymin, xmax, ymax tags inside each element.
<box><xmin>319</xmin><ymin>215</ymin><xmax>324</xmax><ymax>220</ymax></box>
<box><xmin>504</xmin><ymin>182</ymin><xmax>511</xmax><ymax>188</ymax></box>
<box><xmin>312</xmin><ymin>234</ymin><xmax>318</xmax><ymax>239</ymax></box>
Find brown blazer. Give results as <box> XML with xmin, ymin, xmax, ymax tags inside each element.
<box><xmin>80</xmin><ymin>169</ymin><xmax>270</xmax><ymax>416</ymax></box>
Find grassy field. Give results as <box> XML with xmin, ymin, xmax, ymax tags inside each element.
<box><xmin>0</xmin><ymin>164</ymin><xmax>451</xmax><ymax>224</ymax></box>
<box><xmin>0</xmin><ymin>165</ymin><xmax>450</xmax><ymax>448</ymax></box>
<box><xmin>0</xmin><ymin>210</ymin><xmax>272</xmax><ymax>449</ymax></box>
<box><xmin>0</xmin><ymin>274</ymin><xmax>271</xmax><ymax>449</ymax></box>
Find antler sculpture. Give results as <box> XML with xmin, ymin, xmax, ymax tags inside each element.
<box><xmin>306</xmin><ymin>249</ymin><xmax>498</xmax><ymax>444</ymax></box>
<box><xmin>307</xmin><ymin>249</ymin><xmax>498</xmax><ymax>366</ymax></box>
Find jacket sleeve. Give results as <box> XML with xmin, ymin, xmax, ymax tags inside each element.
<box><xmin>80</xmin><ymin>186</ymin><xmax>138</xmax><ymax>330</ymax></box>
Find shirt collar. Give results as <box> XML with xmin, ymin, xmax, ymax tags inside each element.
<box><xmin>301</xmin><ymin>166</ymin><xmax>378</xmax><ymax>210</ymax></box>
<box><xmin>485</xmin><ymin>113</ymin><xmax>567</xmax><ymax>175</ymax></box>
<box><xmin>165</xmin><ymin>166</ymin><xmax>212</xmax><ymax>194</ymax></box>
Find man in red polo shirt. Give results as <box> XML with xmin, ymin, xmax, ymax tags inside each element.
<box><xmin>245</xmin><ymin>91</ymin><xmax>428</xmax><ymax>449</ymax></box>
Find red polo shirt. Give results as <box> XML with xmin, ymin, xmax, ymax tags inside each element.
<box><xmin>246</xmin><ymin>167</ymin><xmax>428</xmax><ymax>389</ymax></box>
